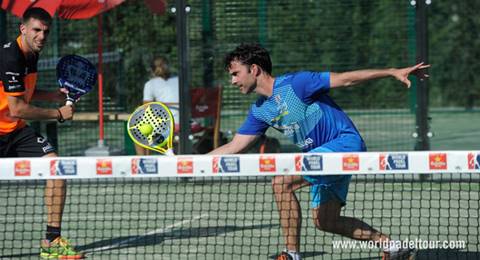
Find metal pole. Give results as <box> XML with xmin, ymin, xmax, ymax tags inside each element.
<box><xmin>414</xmin><ymin>0</ymin><xmax>431</xmax><ymax>152</ymax></box>
<box><xmin>414</xmin><ymin>0</ymin><xmax>432</xmax><ymax>181</ymax></box>
<box><xmin>176</xmin><ymin>0</ymin><xmax>192</xmax><ymax>154</ymax></box>
<box><xmin>202</xmin><ymin>0</ymin><xmax>213</xmax><ymax>87</ymax></box>
<box><xmin>98</xmin><ymin>14</ymin><xmax>105</xmax><ymax>146</ymax></box>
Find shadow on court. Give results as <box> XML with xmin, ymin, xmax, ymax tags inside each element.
<box><xmin>78</xmin><ymin>223</ymin><xmax>277</xmax><ymax>254</ymax></box>
<box><xmin>1</xmin><ymin>245</ymin><xmax>479</xmax><ymax>259</ymax></box>
<box><xmin>416</xmin><ymin>249</ymin><xmax>480</xmax><ymax>260</ymax></box>
<box><xmin>344</xmin><ymin>249</ymin><xmax>480</xmax><ymax>260</ymax></box>
<box><xmin>266</xmin><ymin>249</ymin><xmax>480</xmax><ymax>260</ymax></box>
<box><xmin>268</xmin><ymin>251</ymin><xmax>326</xmax><ymax>259</ymax></box>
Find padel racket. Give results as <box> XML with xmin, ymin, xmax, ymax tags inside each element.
<box><xmin>127</xmin><ymin>102</ymin><xmax>175</xmax><ymax>155</ymax></box>
<box><xmin>57</xmin><ymin>55</ymin><xmax>97</xmax><ymax>105</ymax></box>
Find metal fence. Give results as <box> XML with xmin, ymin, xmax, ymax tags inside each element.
<box><xmin>1</xmin><ymin>1</ymin><xmax>479</xmax><ymax>155</ymax></box>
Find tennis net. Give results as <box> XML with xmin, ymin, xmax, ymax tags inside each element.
<box><xmin>0</xmin><ymin>151</ymin><xmax>479</xmax><ymax>259</ymax></box>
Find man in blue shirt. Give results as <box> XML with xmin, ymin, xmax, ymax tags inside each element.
<box><xmin>209</xmin><ymin>43</ymin><xmax>429</xmax><ymax>260</ymax></box>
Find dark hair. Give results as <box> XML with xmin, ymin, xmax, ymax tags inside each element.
<box><xmin>22</xmin><ymin>7</ymin><xmax>52</xmax><ymax>25</ymax></box>
<box><xmin>224</xmin><ymin>43</ymin><xmax>272</xmax><ymax>75</ymax></box>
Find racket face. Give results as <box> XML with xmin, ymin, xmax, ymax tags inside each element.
<box><xmin>127</xmin><ymin>102</ymin><xmax>175</xmax><ymax>152</ymax></box>
<box><xmin>57</xmin><ymin>55</ymin><xmax>97</xmax><ymax>100</ymax></box>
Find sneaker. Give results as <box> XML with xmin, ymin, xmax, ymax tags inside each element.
<box><xmin>40</xmin><ymin>237</ymin><xmax>84</xmax><ymax>259</ymax></box>
<box><xmin>276</xmin><ymin>252</ymin><xmax>293</xmax><ymax>260</ymax></box>
<box><xmin>382</xmin><ymin>247</ymin><xmax>416</xmax><ymax>260</ymax></box>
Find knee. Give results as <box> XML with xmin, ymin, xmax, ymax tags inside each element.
<box><xmin>313</xmin><ymin>217</ymin><xmax>336</xmax><ymax>232</ymax></box>
<box><xmin>313</xmin><ymin>217</ymin><xmax>330</xmax><ymax>232</ymax></box>
<box><xmin>271</xmin><ymin>176</ymin><xmax>294</xmax><ymax>194</ymax></box>
<box><xmin>46</xmin><ymin>179</ymin><xmax>66</xmax><ymax>189</ymax></box>
<box><xmin>313</xmin><ymin>210</ymin><xmax>338</xmax><ymax>232</ymax></box>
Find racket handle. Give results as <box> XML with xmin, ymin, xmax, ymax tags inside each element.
<box><xmin>65</xmin><ymin>94</ymin><xmax>74</xmax><ymax>106</ymax></box>
<box><xmin>165</xmin><ymin>149</ymin><xmax>175</xmax><ymax>156</ymax></box>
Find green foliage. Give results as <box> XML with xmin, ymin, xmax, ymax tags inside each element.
<box><xmin>105</xmin><ymin>1</ymin><xmax>178</xmax><ymax>111</ymax></box>
<box><xmin>3</xmin><ymin>0</ymin><xmax>478</xmax><ymax>111</ymax></box>
<box><xmin>429</xmin><ymin>2</ymin><xmax>480</xmax><ymax>108</ymax></box>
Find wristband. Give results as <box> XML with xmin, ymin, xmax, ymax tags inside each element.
<box><xmin>57</xmin><ymin>108</ymin><xmax>65</xmax><ymax>123</ymax></box>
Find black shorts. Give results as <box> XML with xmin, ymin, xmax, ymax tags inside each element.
<box><xmin>0</xmin><ymin>126</ymin><xmax>56</xmax><ymax>157</ymax></box>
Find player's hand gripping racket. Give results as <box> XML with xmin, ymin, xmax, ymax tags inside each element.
<box><xmin>127</xmin><ymin>102</ymin><xmax>175</xmax><ymax>155</ymax></box>
<box><xmin>57</xmin><ymin>55</ymin><xmax>97</xmax><ymax>105</ymax></box>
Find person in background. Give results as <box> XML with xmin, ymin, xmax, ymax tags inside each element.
<box><xmin>136</xmin><ymin>56</ymin><xmax>179</xmax><ymax>155</ymax></box>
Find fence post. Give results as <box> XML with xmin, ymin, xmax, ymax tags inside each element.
<box><xmin>176</xmin><ymin>0</ymin><xmax>193</xmax><ymax>154</ymax></box>
<box><xmin>415</xmin><ymin>0</ymin><xmax>431</xmax><ymax>180</ymax></box>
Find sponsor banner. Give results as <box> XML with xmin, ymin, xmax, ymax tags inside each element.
<box><xmin>468</xmin><ymin>153</ymin><xmax>480</xmax><ymax>170</ymax></box>
<box><xmin>131</xmin><ymin>158</ymin><xmax>158</xmax><ymax>175</ymax></box>
<box><xmin>379</xmin><ymin>153</ymin><xmax>409</xmax><ymax>170</ymax></box>
<box><xmin>259</xmin><ymin>156</ymin><xmax>276</xmax><ymax>172</ymax></box>
<box><xmin>96</xmin><ymin>159</ymin><xmax>113</xmax><ymax>175</ymax></box>
<box><xmin>177</xmin><ymin>158</ymin><xmax>193</xmax><ymax>174</ymax></box>
<box><xmin>212</xmin><ymin>156</ymin><xmax>240</xmax><ymax>173</ymax></box>
<box><xmin>50</xmin><ymin>160</ymin><xmax>77</xmax><ymax>176</ymax></box>
<box><xmin>429</xmin><ymin>153</ymin><xmax>447</xmax><ymax>170</ymax></box>
<box><xmin>295</xmin><ymin>154</ymin><xmax>323</xmax><ymax>172</ymax></box>
<box><xmin>342</xmin><ymin>154</ymin><xmax>359</xmax><ymax>171</ymax></box>
<box><xmin>14</xmin><ymin>160</ymin><xmax>31</xmax><ymax>177</ymax></box>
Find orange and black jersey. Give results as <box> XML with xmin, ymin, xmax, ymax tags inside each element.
<box><xmin>0</xmin><ymin>36</ymin><xmax>39</xmax><ymax>134</ymax></box>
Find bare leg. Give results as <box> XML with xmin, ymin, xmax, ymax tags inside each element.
<box><xmin>312</xmin><ymin>199</ymin><xmax>389</xmax><ymax>243</ymax></box>
<box><xmin>272</xmin><ymin>175</ymin><xmax>310</xmax><ymax>252</ymax></box>
<box><xmin>44</xmin><ymin>153</ymin><xmax>66</xmax><ymax>228</ymax></box>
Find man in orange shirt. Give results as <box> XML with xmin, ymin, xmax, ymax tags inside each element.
<box><xmin>0</xmin><ymin>7</ymin><xmax>83</xmax><ymax>259</ymax></box>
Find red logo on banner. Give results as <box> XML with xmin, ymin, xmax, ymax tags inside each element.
<box><xmin>177</xmin><ymin>158</ymin><xmax>193</xmax><ymax>174</ymax></box>
<box><xmin>429</xmin><ymin>153</ymin><xmax>447</xmax><ymax>170</ymax></box>
<box><xmin>379</xmin><ymin>154</ymin><xmax>386</xmax><ymax>170</ymax></box>
<box><xmin>468</xmin><ymin>153</ymin><xmax>480</xmax><ymax>170</ymax></box>
<box><xmin>342</xmin><ymin>154</ymin><xmax>359</xmax><ymax>171</ymax></box>
<box><xmin>212</xmin><ymin>157</ymin><xmax>220</xmax><ymax>174</ymax></box>
<box><xmin>14</xmin><ymin>160</ymin><xmax>31</xmax><ymax>176</ymax></box>
<box><xmin>96</xmin><ymin>159</ymin><xmax>112</xmax><ymax>175</ymax></box>
<box><xmin>259</xmin><ymin>156</ymin><xmax>276</xmax><ymax>172</ymax></box>
<box><xmin>131</xmin><ymin>159</ymin><xmax>138</xmax><ymax>174</ymax></box>
<box><xmin>295</xmin><ymin>155</ymin><xmax>302</xmax><ymax>172</ymax></box>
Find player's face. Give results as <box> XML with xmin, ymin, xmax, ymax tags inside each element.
<box><xmin>228</xmin><ymin>61</ymin><xmax>257</xmax><ymax>94</ymax></box>
<box><xmin>20</xmin><ymin>18</ymin><xmax>50</xmax><ymax>53</ymax></box>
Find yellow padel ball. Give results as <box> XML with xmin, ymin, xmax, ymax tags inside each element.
<box><xmin>139</xmin><ymin>123</ymin><xmax>153</xmax><ymax>136</ymax></box>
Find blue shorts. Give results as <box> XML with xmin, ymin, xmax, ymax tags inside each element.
<box><xmin>304</xmin><ymin>135</ymin><xmax>366</xmax><ymax>208</ymax></box>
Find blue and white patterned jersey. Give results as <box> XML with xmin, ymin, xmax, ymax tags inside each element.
<box><xmin>237</xmin><ymin>71</ymin><xmax>366</xmax><ymax>152</ymax></box>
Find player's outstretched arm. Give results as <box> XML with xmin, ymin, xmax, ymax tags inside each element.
<box><xmin>208</xmin><ymin>133</ymin><xmax>258</xmax><ymax>155</ymax></box>
<box><xmin>330</xmin><ymin>62</ymin><xmax>430</xmax><ymax>88</ymax></box>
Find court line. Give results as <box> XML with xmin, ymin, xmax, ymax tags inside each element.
<box><xmin>86</xmin><ymin>213</ymin><xmax>209</xmax><ymax>253</ymax></box>
<box><xmin>1</xmin><ymin>212</ymin><xmax>276</xmax><ymax>222</ymax></box>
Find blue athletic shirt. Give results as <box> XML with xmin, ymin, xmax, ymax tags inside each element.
<box><xmin>237</xmin><ymin>71</ymin><xmax>366</xmax><ymax>152</ymax></box>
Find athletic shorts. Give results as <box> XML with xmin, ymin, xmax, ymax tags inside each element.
<box><xmin>0</xmin><ymin>126</ymin><xmax>56</xmax><ymax>157</ymax></box>
<box><xmin>303</xmin><ymin>135</ymin><xmax>366</xmax><ymax>208</ymax></box>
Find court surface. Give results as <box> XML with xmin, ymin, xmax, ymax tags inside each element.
<box><xmin>1</xmin><ymin>175</ymin><xmax>478</xmax><ymax>259</ymax></box>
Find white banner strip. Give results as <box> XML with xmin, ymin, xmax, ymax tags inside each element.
<box><xmin>0</xmin><ymin>151</ymin><xmax>479</xmax><ymax>180</ymax></box>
